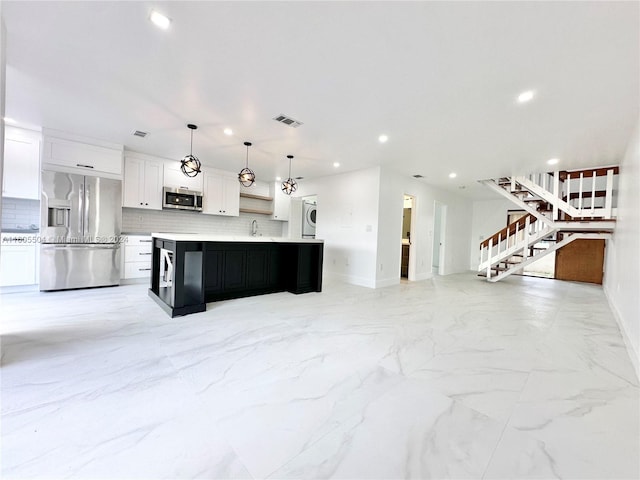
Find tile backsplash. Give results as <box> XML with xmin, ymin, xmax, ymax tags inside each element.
<box><xmin>1</xmin><ymin>199</ymin><xmax>288</xmax><ymax>236</ymax></box>
<box><xmin>122</xmin><ymin>207</ymin><xmax>286</xmax><ymax>237</ymax></box>
<box><xmin>1</xmin><ymin>198</ymin><xmax>40</xmax><ymax>230</ymax></box>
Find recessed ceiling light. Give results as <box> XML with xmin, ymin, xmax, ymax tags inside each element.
<box><xmin>517</xmin><ymin>90</ymin><xmax>535</xmax><ymax>103</ymax></box>
<box><xmin>547</xmin><ymin>158</ymin><xmax>559</xmax><ymax>165</ymax></box>
<box><xmin>449</xmin><ymin>172</ymin><xmax>457</xmax><ymax>179</ymax></box>
<box><xmin>333</xmin><ymin>162</ymin><xmax>340</xmax><ymax>168</ymax></box>
<box><xmin>378</xmin><ymin>134</ymin><xmax>388</xmax><ymax>143</ymax></box>
<box><xmin>223</xmin><ymin>128</ymin><xmax>233</xmax><ymax>136</ymax></box>
<box><xmin>276</xmin><ymin>176</ymin><xmax>282</xmax><ymax>181</ymax></box>
<box><xmin>3</xmin><ymin>117</ymin><xmax>17</xmax><ymax>124</ymax></box>
<box><xmin>150</xmin><ymin>10</ymin><xmax>171</xmax><ymax>30</ymax></box>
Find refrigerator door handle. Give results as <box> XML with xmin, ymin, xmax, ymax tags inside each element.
<box><xmin>84</xmin><ymin>180</ymin><xmax>90</xmax><ymax>236</ymax></box>
<box><xmin>78</xmin><ymin>181</ymin><xmax>85</xmax><ymax>235</ymax></box>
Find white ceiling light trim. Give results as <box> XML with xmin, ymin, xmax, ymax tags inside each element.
<box><xmin>223</xmin><ymin>128</ymin><xmax>233</xmax><ymax>136</ymax></box>
<box><xmin>150</xmin><ymin>10</ymin><xmax>171</xmax><ymax>30</ymax></box>
<box><xmin>449</xmin><ymin>172</ymin><xmax>457</xmax><ymax>178</ymax></box>
<box><xmin>547</xmin><ymin>158</ymin><xmax>559</xmax><ymax>165</ymax></box>
<box><xmin>378</xmin><ymin>134</ymin><xmax>388</xmax><ymax>143</ymax></box>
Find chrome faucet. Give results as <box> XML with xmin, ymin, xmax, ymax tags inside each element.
<box><xmin>251</xmin><ymin>219</ymin><xmax>258</xmax><ymax>236</ymax></box>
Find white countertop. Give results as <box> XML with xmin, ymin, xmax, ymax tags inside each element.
<box><xmin>151</xmin><ymin>233</ymin><xmax>323</xmax><ymax>243</ymax></box>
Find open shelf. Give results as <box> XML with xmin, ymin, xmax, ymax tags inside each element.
<box><xmin>240</xmin><ymin>192</ymin><xmax>273</xmax><ymax>201</ymax></box>
<box><xmin>239</xmin><ymin>207</ymin><xmax>274</xmax><ymax>215</ymax></box>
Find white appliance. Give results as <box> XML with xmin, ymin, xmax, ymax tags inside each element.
<box><xmin>302</xmin><ymin>201</ymin><xmax>316</xmax><ymax>238</ymax></box>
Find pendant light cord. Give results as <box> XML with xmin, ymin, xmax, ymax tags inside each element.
<box><xmin>190</xmin><ymin>130</ymin><xmax>193</xmax><ymax>156</ymax></box>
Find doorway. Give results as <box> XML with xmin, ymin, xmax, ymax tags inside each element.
<box><xmin>400</xmin><ymin>195</ymin><xmax>415</xmax><ymax>280</ymax></box>
<box><xmin>432</xmin><ymin>201</ymin><xmax>447</xmax><ymax>275</ymax></box>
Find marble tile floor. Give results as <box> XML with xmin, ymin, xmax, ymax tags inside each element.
<box><xmin>1</xmin><ymin>273</ymin><xmax>638</xmax><ymax>479</ymax></box>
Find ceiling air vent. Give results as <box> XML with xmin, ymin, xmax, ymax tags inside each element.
<box><xmin>132</xmin><ymin>130</ymin><xmax>149</xmax><ymax>138</ymax></box>
<box><xmin>273</xmin><ymin>114</ymin><xmax>303</xmax><ymax>128</ymax></box>
<box><xmin>413</xmin><ymin>174</ymin><xmax>424</xmax><ymax>178</ymax></box>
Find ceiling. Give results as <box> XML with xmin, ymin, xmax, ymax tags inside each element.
<box><xmin>2</xmin><ymin>1</ymin><xmax>638</xmax><ymax>197</ymax></box>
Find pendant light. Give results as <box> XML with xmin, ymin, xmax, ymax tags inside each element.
<box><xmin>180</xmin><ymin>124</ymin><xmax>202</xmax><ymax>178</ymax></box>
<box><xmin>281</xmin><ymin>155</ymin><xmax>298</xmax><ymax>195</ymax></box>
<box><xmin>238</xmin><ymin>141</ymin><xmax>256</xmax><ymax>187</ymax></box>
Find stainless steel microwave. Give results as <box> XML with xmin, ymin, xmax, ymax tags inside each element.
<box><xmin>162</xmin><ymin>187</ymin><xmax>203</xmax><ymax>211</ymax></box>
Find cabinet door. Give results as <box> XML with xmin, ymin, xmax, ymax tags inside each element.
<box><xmin>203</xmin><ymin>173</ymin><xmax>224</xmax><ymax>215</ymax></box>
<box><xmin>203</xmin><ymin>172</ymin><xmax>239</xmax><ymax>216</ymax></box>
<box><xmin>271</xmin><ymin>186</ymin><xmax>290</xmax><ymax>221</ymax></box>
<box><xmin>0</xmin><ymin>246</ymin><xmax>37</xmax><ymax>286</ymax></box>
<box><xmin>246</xmin><ymin>246</ymin><xmax>269</xmax><ymax>289</ymax></box>
<box><xmin>221</xmin><ymin>175</ymin><xmax>240</xmax><ymax>216</ymax></box>
<box><xmin>163</xmin><ymin>162</ymin><xmax>203</xmax><ymax>192</ymax></box>
<box><xmin>223</xmin><ymin>249</ymin><xmax>247</xmax><ymax>291</ymax></box>
<box><xmin>123</xmin><ymin>157</ymin><xmax>144</xmax><ymax>207</ymax></box>
<box><xmin>43</xmin><ymin>137</ymin><xmax>122</xmax><ymax>175</ymax></box>
<box><xmin>2</xmin><ymin>135</ymin><xmax>40</xmax><ymax>200</ymax></box>
<box><xmin>204</xmin><ymin>248</ymin><xmax>224</xmax><ymax>294</ymax></box>
<box><xmin>143</xmin><ymin>160</ymin><xmax>163</xmax><ymax>210</ymax></box>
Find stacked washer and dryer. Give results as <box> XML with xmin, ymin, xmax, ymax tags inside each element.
<box><xmin>302</xmin><ymin>200</ymin><xmax>317</xmax><ymax>238</ymax></box>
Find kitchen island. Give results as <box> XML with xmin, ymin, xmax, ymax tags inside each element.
<box><xmin>148</xmin><ymin>233</ymin><xmax>324</xmax><ymax>317</ymax></box>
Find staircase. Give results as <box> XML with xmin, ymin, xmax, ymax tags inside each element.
<box><xmin>478</xmin><ymin>166</ymin><xmax>617</xmax><ymax>282</ymax></box>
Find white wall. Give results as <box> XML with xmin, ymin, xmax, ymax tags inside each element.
<box><xmin>469</xmin><ymin>197</ymin><xmax>515</xmax><ymax>269</ymax></box>
<box><xmin>603</xmin><ymin>116</ymin><xmax>640</xmax><ymax>380</ymax></box>
<box><xmin>376</xmin><ymin>167</ymin><xmax>474</xmax><ymax>287</ymax></box>
<box><xmin>294</xmin><ymin>167</ymin><xmax>381</xmax><ymax>288</ymax></box>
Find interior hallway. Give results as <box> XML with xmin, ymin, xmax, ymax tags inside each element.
<box><xmin>1</xmin><ymin>273</ymin><xmax>638</xmax><ymax>479</ymax></box>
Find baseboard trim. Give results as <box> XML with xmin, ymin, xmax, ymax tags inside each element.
<box><xmin>324</xmin><ymin>272</ymin><xmax>376</xmax><ymax>289</ymax></box>
<box><xmin>603</xmin><ymin>284</ymin><xmax>640</xmax><ymax>383</ymax></box>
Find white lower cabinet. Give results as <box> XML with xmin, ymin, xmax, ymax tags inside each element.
<box><xmin>0</xmin><ymin>234</ymin><xmax>38</xmax><ymax>286</ymax></box>
<box><xmin>121</xmin><ymin>235</ymin><xmax>153</xmax><ymax>279</ymax></box>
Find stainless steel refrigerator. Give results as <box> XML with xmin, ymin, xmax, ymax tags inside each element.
<box><xmin>40</xmin><ymin>170</ymin><xmax>122</xmax><ymax>291</ymax></box>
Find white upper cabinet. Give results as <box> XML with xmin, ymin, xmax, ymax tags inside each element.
<box><xmin>270</xmin><ymin>182</ymin><xmax>291</xmax><ymax>221</ymax></box>
<box><xmin>203</xmin><ymin>170</ymin><xmax>239</xmax><ymax>216</ymax></box>
<box><xmin>123</xmin><ymin>155</ymin><xmax>163</xmax><ymax>210</ymax></box>
<box><xmin>42</xmin><ymin>130</ymin><xmax>123</xmax><ymax>178</ymax></box>
<box><xmin>163</xmin><ymin>162</ymin><xmax>204</xmax><ymax>192</ymax></box>
<box><xmin>2</xmin><ymin>127</ymin><xmax>41</xmax><ymax>200</ymax></box>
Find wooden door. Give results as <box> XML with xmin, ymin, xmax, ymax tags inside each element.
<box><xmin>555</xmin><ymin>239</ymin><xmax>605</xmax><ymax>284</ymax></box>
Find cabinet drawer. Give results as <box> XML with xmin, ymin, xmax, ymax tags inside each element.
<box><xmin>124</xmin><ymin>235</ymin><xmax>153</xmax><ymax>247</ymax></box>
<box><xmin>124</xmin><ymin>261</ymin><xmax>152</xmax><ymax>279</ymax></box>
<box><xmin>124</xmin><ymin>245</ymin><xmax>153</xmax><ymax>262</ymax></box>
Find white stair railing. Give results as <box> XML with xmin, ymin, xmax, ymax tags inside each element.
<box><xmin>486</xmin><ymin>232</ymin><xmax>612</xmax><ymax>283</ymax></box>
<box><xmin>477</xmin><ymin>166</ymin><xmax>618</xmax><ymax>283</ymax></box>
<box><xmin>478</xmin><ymin>215</ymin><xmax>555</xmax><ymax>279</ymax></box>
<box><xmin>517</xmin><ymin>167</ymin><xmax>617</xmax><ymax>220</ymax></box>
